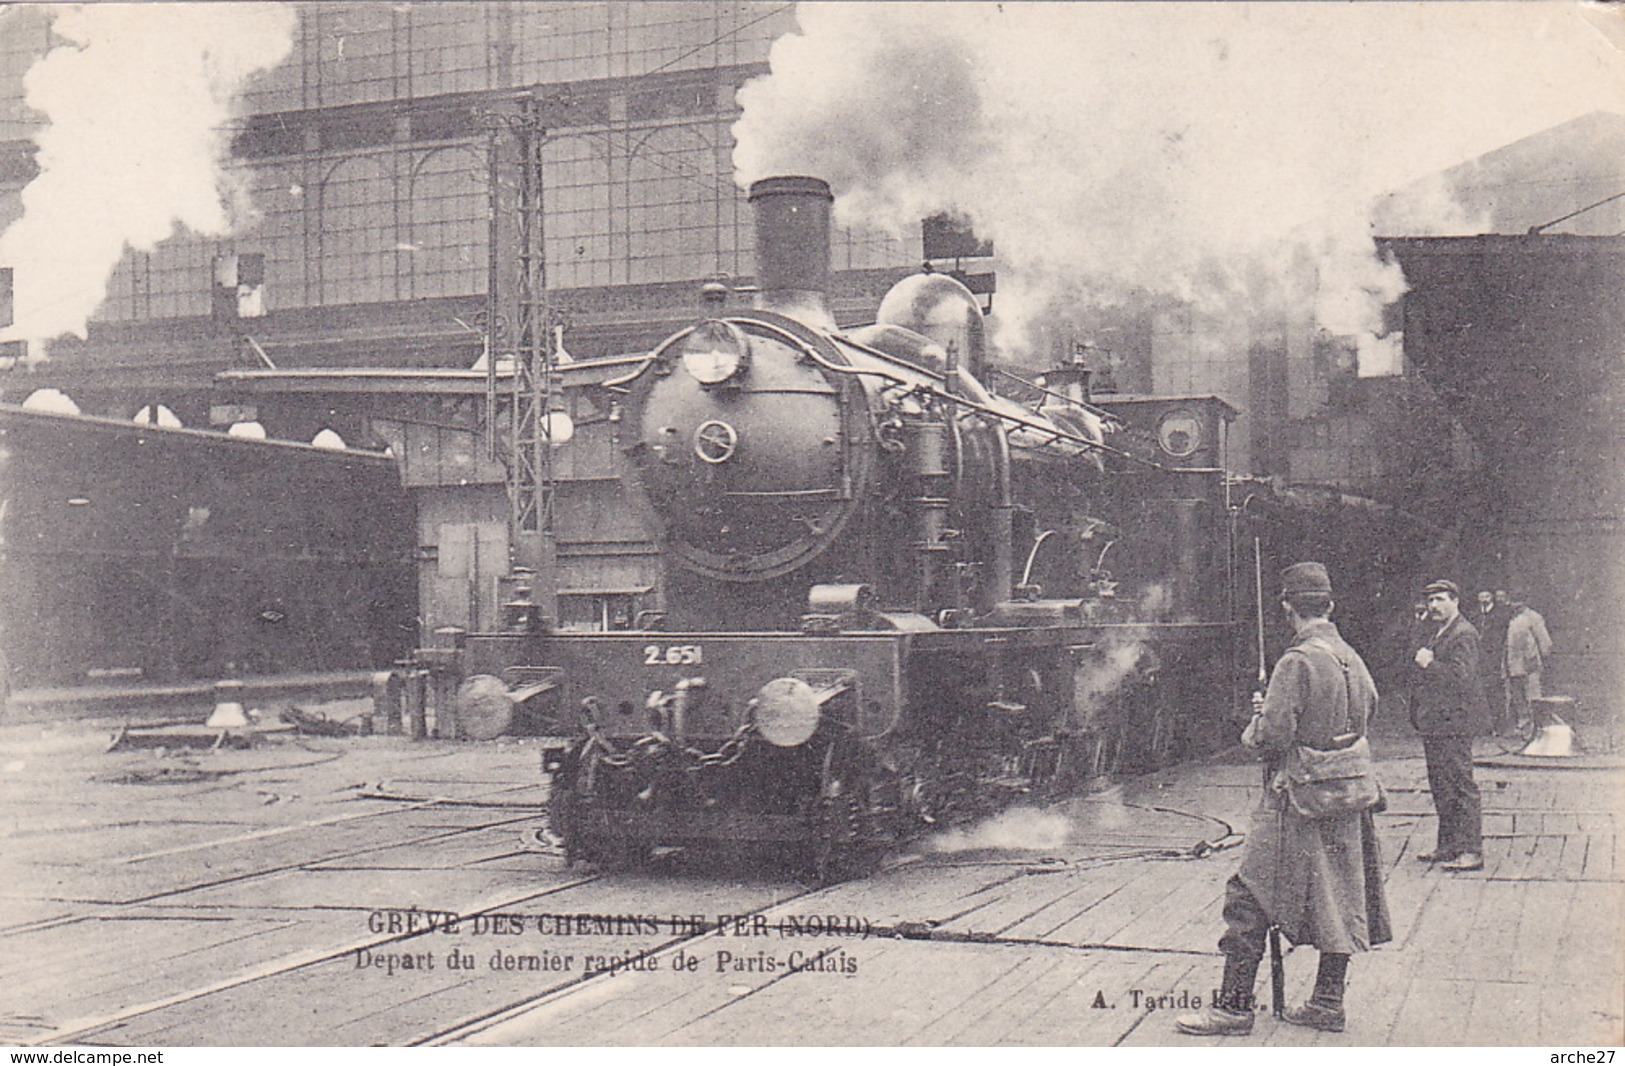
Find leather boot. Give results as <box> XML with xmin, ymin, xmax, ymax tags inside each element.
<box><xmin>1176</xmin><ymin>953</ymin><xmax>1257</xmax><ymax>1036</ymax></box>
<box><xmin>1284</xmin><ymin>952</ymin><xmax>1348</xmax><ymax>1032</ymax></box>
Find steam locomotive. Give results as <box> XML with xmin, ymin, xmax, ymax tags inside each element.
<box><xmin>459</xmin><ymin>176</ymin><xmax>1244</xmax><ymax>879</ymax></box>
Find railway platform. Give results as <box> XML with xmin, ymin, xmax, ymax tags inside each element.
<box><xmin>1</xmin><ymin>671</ymin><xmax>381</xmax><ymax>725</ymax></box>
<box><xmin>0</xmin><ymin>710</ymin><xmax>1618</xmax><ymax>1047</ymax></box>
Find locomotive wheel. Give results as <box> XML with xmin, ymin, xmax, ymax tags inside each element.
<box><xmin>806</xmin><ymin>789</ymin><xmax>883</xmax><ymax>885</ymax></box>
<box><xmin>593</xmin><ymin>837</ymin><xmax>655</xmax><ymax>871</ymax></box>
<box><xmin>808</xmin><ymin>792</ymin><xmax>858</xmax><ymax>884</ymax></box>
<box><xmin>544</xmin><ymin>747</ymin><xmax>654</xmax><ymax>869</ymax></box>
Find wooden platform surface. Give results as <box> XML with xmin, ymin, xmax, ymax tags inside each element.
<box><xmin>1</xmin><ymin>722</ymin><xmax>1619</xmax><ymax>1047</ymax></box>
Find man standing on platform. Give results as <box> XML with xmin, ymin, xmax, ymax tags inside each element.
<box><xmin>1411</xmin><ymin>579</ymin><xmax>1489</xmax><ymax>872</ymax></box>
<box><xmin>1176</xmin><ymin>562</ymin><xmax>1392</xmax><ymax>1036</ymax></box>
<box><xmin>1504</xmin><ymin>596</ymin><xmax>1553</xmax><ymax>737</ymax></box>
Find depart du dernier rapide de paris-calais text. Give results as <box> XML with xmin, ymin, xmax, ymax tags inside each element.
<box><xmin>353</xmin><ymin>909</ymin><xmax>868</xmax><ymax>978</ymax></box>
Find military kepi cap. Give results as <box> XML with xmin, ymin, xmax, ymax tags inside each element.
<box><xmin>1424</xmin><ymin>578</ymin><xmax>1460</xmax><ymax>598</ymax></box>
<box><xmin>1281</xmin><ymin>561</ymin><xmax>1332</xmax><ymax>596</ymax></box>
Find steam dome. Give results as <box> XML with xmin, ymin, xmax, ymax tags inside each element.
<box><xmin>874</xmin><ymin>272</ymin><xmax>986</xmax><ymax>374</ymax></box>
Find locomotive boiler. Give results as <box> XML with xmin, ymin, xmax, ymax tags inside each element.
<box><xmin>460</xmin><ymin>176</ymin><xmax>1242</xmax><ymax>879</ymax></box>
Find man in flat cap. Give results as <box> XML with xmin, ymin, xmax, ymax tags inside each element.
<box><xmin>1178</xmin><ymin>562</ymin><xmax>1391</xmax><ymax>1036</ymax></box>
<box><xmin>1410</xmin><ymin>578</ymin><xmax>1489</xmax><ymax>871</ymax></box>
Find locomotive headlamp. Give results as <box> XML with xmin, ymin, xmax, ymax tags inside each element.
<box><xmin>679</xmin><ymin>320</ymin><xmax>750</xmax><ymax>386</ymax></box>
<box><xmin>751</xmin><ymin>677</ymin><xmax>823</xmax><ymax>748</ymax></box>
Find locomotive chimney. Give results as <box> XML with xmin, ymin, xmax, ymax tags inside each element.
<box><xmin>749</xmin><ymin>176</ymin><xmax>834</xmax><ymax>330</ymax></box>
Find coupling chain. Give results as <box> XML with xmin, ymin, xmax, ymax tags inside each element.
<box><xmin>685</xmin><ymin>721</ymin><xmax>755</xmax><ymax>770</ymax></box>
<box><xmin>580</xmin><ymin>698</ymin><xmax>751</xmax><ymax>772</ymax></box>
<box><xmin>583</xmin><ymin>724</ymin><xmax>633</xmax><ymax>769</ymax></box>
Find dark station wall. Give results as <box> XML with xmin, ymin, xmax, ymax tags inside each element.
<box><xmin>1388</xmin><ymin>236</ymin><xmax>1625</xmax><ymax>726</ymax></box>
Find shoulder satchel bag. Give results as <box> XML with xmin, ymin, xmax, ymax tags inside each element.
<box><xmin>1284</xmin><ymin>638</ymin><xmax>1383</xmax><ymax>820</ymax></box>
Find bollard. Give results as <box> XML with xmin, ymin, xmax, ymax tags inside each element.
<box><xmin>374</xmin><ymin>668</ymin><xmax>404</xmax><ymax>735</ymax></box>
<box><xmin>432</xmin><ymin>628</ymin><xmax>465</xmax><ymax>740</ymax></box>
<box><xmin>431</xmin><ymin>668</ymin><xmax>461</xmax><ymax>740</ymax></box>
<box><xmin>415</xmin><ymin>644</ymin><xmax>464</xmax><ymax>741</ymax></box>
<box><xmin>1522</xmin><ymin>696</ymin><xmax>1579</xmax><ymax>758</ymax></box>
<box><xmin>402</xmin><ymin>667</ymin><xmax>428</xmax><ymax>740</ymax></box>
<box><xmin>207</xmin><ymin>679</ymin><xmax>249</xmax><ymax>729</ymax></box>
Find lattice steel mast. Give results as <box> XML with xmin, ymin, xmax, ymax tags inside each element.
<box><xmin>481</xmin><ymin>94</ymin><xmax>558</xmax><ymax>623</ymax></box>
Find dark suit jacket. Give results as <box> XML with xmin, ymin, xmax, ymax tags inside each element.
<box><xmin>1477</xmin><ymin>607</ymin><xmax>1510</xmax><ymax>679</ymax></box>
<box><xmin>1410</xmin><ymin>614</ymin><xmax>1489</xmax><ymax>736</ymax></box>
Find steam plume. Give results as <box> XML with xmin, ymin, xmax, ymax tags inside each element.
<box><xmin>1074</xmin><ymin>640</ymin><xmax>1150</xmax><ymax>708</ymax></box>
<box><xmin>0</xmin><ymin>4</ymin><xmax>296</xmax><ymax>343</ymax></box>
<box><xmin>926</xmin><ymin>806</ymin><xmax>1071</xmax><ymax>853</ymax></box>
<box><xmin>735</xmin><ymin>3</ymin><xmax>1625</xmax><ymax>370</ymax></box>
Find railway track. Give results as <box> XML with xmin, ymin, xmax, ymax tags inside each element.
<box><xmin>4</xmin><ymin>734</ymin><xmax>1227</xmax><ymax>1047</ymax></box>
<box><xmin>415</xmin><ymin>871</ymin><xmax>870</xmax><ymax>1046</ymax></box>
<box><xmin>30</xmin><ymin>874</ymin><xmax>604</xmax><ymax>1046</ymax></box>
<box><xmin>28</xmin><ymin>851</ymin><xmax>897</xmax><ymax>1047</ymax></box>
<box><xmin>12</xmin><ymin>723</ymin><xmax>1607</xmax><ymax>1045</ymax></box>
<box><xmin>2</xmin><ymin>733</ymin><xmax>881</xmax><ymax>1046</ymax></box>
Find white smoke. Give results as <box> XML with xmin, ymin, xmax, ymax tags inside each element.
<box><xmin>735</xmin><ymin>3</ymin><xmax>1625</xmax><ymax>363</ymax></box>
<box><xmin>1135</xmin><ymin>582</ymin><xmax>1173</xmax><ymax>622</ymax></box>
<box><xmin>0</xmin><ymin>4</ymin><xmax>297</xmax><ymax>343</ymax></box>
<box><xmin>1074</xmin><ymin>640</ymin><xmax>1149</xmax><ymax>709</ymax></box>
<box><xmin>926</xmin><ymin>805</ymin><xmax>1071</xmax><ymax>853</ymax></box>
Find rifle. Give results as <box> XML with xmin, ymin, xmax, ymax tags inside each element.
<box><xmin>1253</xmin><ymin>536</ymin><xmax>1267</xmax><ymax>694</ymax></box>
<box><xmin>1270</xmin><ymin>926</ymin><xmax>1285</xmax><ymax>1017</ymax></box>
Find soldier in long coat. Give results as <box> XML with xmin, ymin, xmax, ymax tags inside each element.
<box><xmin>1178</xmin><ymin>562</ymin><xmax>1392</xmax><ymax>1036</ymax></box>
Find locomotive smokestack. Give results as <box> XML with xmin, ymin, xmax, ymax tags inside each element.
<box><xmin>749</xmin><ymin>176</ymin><xmax>834</xmax><ymax>329</ymax></box>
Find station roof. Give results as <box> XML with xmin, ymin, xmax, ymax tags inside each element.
<box><xmin>0</xmin><ymin>401</ymin><xmax>398</xmax><ymax>465</ymax></box>
<box><xmin>216</xmin><ymin>355</ymin><xmax>649</xmax><ymax>394</ymax></box>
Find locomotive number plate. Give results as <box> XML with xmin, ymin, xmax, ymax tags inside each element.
<box><xmin>643</xmin><ymin>644</ymin><xmax>704</xmax><ymax>666</ymax></box>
